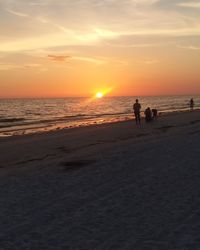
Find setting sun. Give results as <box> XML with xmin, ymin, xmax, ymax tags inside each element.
<box><xmin>96</xmin><ymin>92</ymin><xmax>104</xmax><ymax>98</ymax></box>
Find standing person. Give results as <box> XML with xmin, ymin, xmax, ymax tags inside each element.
<box><xmin>190</xmin><ymin>98</ymin><xmax>194</xmax><ymax>110</ymax></box>
<box><xmin>152</xmin><ymin>108</ymin><xmax>158</xmax><ymax>120</ymax></box>
<box><xmin>133</xmin><ymin>99</ymin><xmax>141</xmax><ymax>125</ymax></box>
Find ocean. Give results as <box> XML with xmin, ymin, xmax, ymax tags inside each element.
<box><xmin>0</xmin><ymin>95</ymin><xmax>199</xmax><ymax>137</ymax></box>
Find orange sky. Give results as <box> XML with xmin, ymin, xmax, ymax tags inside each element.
<box><xmin>0</xmin><ymin>0</ymin><xmax>200</xmax><ymax>98</ymax></box>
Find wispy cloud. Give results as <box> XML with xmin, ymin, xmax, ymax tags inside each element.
<box><xmin>130</xmin><ymin>0</ymin><xmax>159</xmax><ymax>5</ymax></box>
<box><xmin>73</xmin><ymin>56</ymin><xmax>106</xmax><ymax>64</ymax></box>
<box><xmin>0</xmin><ymin>62</ymin><xmax>41</xmax><ymax>71</ymax></box>
<box><xmin>177</xmin><ymin>2</ymin><xmax>200</xmax><ymax>8</ymax></box>
<box><xmin>138</xmin><ymin>59</ymin><xmax>159</xmax><ymax>64</ymax></box>
<box><xmin>177</xmin><ymin>45</ymin><xmax>200</xmax><ymax>50</ymax></box>
<box><xmin>48</xmin><ymin>55</ymin><xmax>71</xmax><ymax>62</ymax></box>
<box><xmin>29</xmin><ymin>1</ymin><xmax>49</xmax><ymax>6</ymax></box>
<box><xmin>1</xmin><ymin>0</ymin><xmax>200</xmax><ymax>51</ymax></box>
<box><xmin>0</xmin><ymin>63</ymin><xmax>16</xmax><ymax>71</ymax></box>
<box><xmin>93</xmin><ymin>28</ymin><xmax>119</xmax><ymax>38</ymax></box>
<box><xmin>104</xmin><ymin>41</ymin><xmax>161</xmax><ymax>48</ymax></box>
<box><xmin>6</xmin><ymin>9</ymin><xmax>29</xmax><ymax>18</ymax></box>
<box><xmin>47</xmin><ymin>54</ymin><xmax>106</xmax><ymax>65</ymax></box>
<box><xmin>36</xmin><ymin>17</ymin><xmax>72</xmax><ymax>33</ymax></box>
<box><xmin>24</xmin><ymin>63</ymin><xmax>42</xmax><ymax>68</ymax></box>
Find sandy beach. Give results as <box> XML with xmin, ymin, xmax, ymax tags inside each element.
<box><xmin>1</xmin><ymin>110</ymin><xmax>200</xmax><ymax>249</ymax></box>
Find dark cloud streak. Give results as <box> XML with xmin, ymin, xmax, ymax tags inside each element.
<box><xmin>47</xmin><ymin>54</ymin><xmax>71</xmax><ymax>62</ymax></box>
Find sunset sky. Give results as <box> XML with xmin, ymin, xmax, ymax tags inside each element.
<box><xmin>0</xmin><ymin>0</ymin><xmax>200</xmax><ymax>97</ymax></box>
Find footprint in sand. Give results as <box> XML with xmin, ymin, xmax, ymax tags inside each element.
<box><xmin>61</xmin><ymin>160</ymin><xmax>95</xmax><ymax>172</ymax></box>
<box><xmin>189</xmin><ymin>130</ymin><xmax>200</xmax><ymax>135</ymax></box>
<box><xmin>156</xmin><ymin>125</ymin><xmax>174</xmax><ymax>133</ymax></box>
<box><xmin>136</xmin><ymin>133</ymin><xmax>149</xmax><ymax>138</ymax></box>
<box><xmin>190</xmin><ymin>120</ymin><xmax>200</xmax><ymax>125</ymax></box>
<box><xmin>57</xmin><ymin>146</ymin><xmax>72</xmax><ymax>153</ymax></box>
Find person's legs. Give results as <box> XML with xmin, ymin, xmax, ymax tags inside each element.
<box><xmin>134</xmin><ymin>112</ymin><xmax>138</xmax><ymax>124</ymax></box>
<box><xmin>137</xmin><ymin>113</ymin><xmax>141</xmax><ymax>124</ymax></box>
<box><xmin>135</xmin><ymin>113</ymin><xmax>140</xmax><ymax>125</ymax></box>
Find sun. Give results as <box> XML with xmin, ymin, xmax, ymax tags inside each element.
<box><xmin>93</xmin><ymin>87</ymin><xmax>112</xmax><ymax>99</ymax></box>
<box><xmin>96</xmin><ymin>92</ymin><xmax>104</xmax><ymax>98</ymax></box>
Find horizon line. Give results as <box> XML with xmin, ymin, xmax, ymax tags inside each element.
<box><xmin>0</xmin><ymin>93</ymin><xmax>199</xmax><ymax>99</ymax></box>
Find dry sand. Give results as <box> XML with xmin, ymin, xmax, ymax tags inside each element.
<box><xmin>0</xmin><ymin>110</ymin><xmax>200</xmax><ymax>249</ymax></box>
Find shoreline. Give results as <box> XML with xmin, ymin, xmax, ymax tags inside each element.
<box><xmin>0</xmin><ymin>108</ymin><xmax>199</xmax><ymax>139</ymax></box>
<box><xmin>0</xmin><ymin>109</ymin><xmax>200</xmax><ymax>163</ymax></box>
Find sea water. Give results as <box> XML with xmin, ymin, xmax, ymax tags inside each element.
<box><xmin>0</xmin><ymin>95</ymin><xmax>199</xmax><ymax>137</ymax></box>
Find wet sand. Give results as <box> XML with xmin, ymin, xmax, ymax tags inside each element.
<box><xmin>1</xmin><ymin>110</ymin><xmax>200</xmax><ymax>249</ymax></box>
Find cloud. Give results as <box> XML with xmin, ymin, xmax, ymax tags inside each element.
<box><xmin>144</xmin><ymin>59</ymin><xmax>159</xmax><ymax>64</ymax></box>
<box><xmin>153</xmin><ymin>0</ymin><xmax>200</xmax><ymax>14</ymax></box>
<box><xmin>29</xmin><ymin>1</ymin><xmax>50</xmax><ymax>6</ymax></box>
<box><xmin>48</xmin><ymin>55</ymin><xmax>71</xmax><ymax>62</ymax></box>
<box><xmin>0</xmin><ymin>62</ymin><xmax>41</xmax><ymax>71</ymax></box>
<box><xmin>177</xmin><ymin>2</ymin><xmax>200</xmax><ymax>8</ymax></box>
<box><xmin>1</xmin><ymin>0</ymin><xmax>200</xmax><ymax>61</ymax></box>
<box><xmin>6</xmin><ymin>8</ymin><xmax>29</xmax><ymax>18</ymax></box>
<box><xmin>36</xmin><ymin>17</ymin><xmax>73</xmax><ymax>33</ymax></box>
<box><xmin>138</xmin><ymin>59</ymin><xmax>159</xmax><ymax>64</ymax></box>
<box><xmin>24</xmin><ymin>63</ymin><xmax>42</xmax><ymax>68</ymax></box>
<box><xmin>177</xmin><ymin>45</ymin><xmax>200</xmax><ymax>50</ymax></box>
<box><xmin>73</xmin><ymin>56</ymin><xmax>106</xmax><ymax>64</ymax></box>
<box><xmin>93</xmin><ymin>28</ymin><xmax>119</xmax><ymax>37</ymax></box>
<box><xmin>0</xmin><ymin>63</ymin><xmax>17</xmax><ymax>71</ymax></box>
<box><xmin>48</xmin><ymin>54</ymin><xmax>106</xmax><ymax>64</ymax></box>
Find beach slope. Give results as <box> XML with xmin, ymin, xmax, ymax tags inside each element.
<box><xmin>1</xmin><ymin>111</ymin><xmax>200</xmax><ymax>249</ymax></box>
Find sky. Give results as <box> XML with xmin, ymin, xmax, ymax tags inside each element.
<box><xmin>0</xmin><ymin>0</ymin><xmax>200</xmax><ymax>97</ymax></box>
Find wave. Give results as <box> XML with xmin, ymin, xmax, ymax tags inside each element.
<box><xmin>94</xmin><ymin>111</ymin><xmax>132</xmax><ymax>117</ymax></box>
<box><xmin>1</xmin><ymin>94</ymin><xmax>199</xmax><ymax>136</ymax></box>
<box><xmin>0</xmin><ymin>112</ymin><xmax>132</xmax><ymax>130</ymax></box>
<box><xmin>0</xmin><ymin>118</ymin><xmax>25</xmax><ymax>123</ymax></box>
<box><xmin>0</xmin><ymin>105</ymin><xmax>191</xmax><ymax>130</ymax></box>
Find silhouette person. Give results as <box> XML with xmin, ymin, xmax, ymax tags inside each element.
<box><xmin>144</xmin><ymin>107</ymin><xmax>152</xmax><ymax>122</ymax></box>
<box><xmin>152</xmin><ymin>108</ymin><xmax>158</xmax><ymax>119</ymax></box>
<box><xmin>190</xmin><ymin>98</ymin><xmax>194</xmax><ymax>110</ymax></box>
<box><xmin>133</xmin><ymin>99</ymin><xmax>141</xmax><ymax>125</ymax></box>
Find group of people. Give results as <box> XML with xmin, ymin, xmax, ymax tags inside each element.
<box><xmin>133</xmin><ymin>99</ymin><xmax>157</xmax><ymax>125</ymax></box>
<box><xmin>144</xmin><ymin>107</ymin><xmax>157</xmax><ymax>122</ymax></box>
<box><xmin>133</xmin><ymin>98</ymin><xmax>195</xmax><ymax>125</ymax></box>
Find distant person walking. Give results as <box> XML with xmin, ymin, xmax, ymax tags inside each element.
<box><xmin>190</xmin><ymin>98</ymin><xmax>194</xmax><ymax>110</ymax></box>
<box><xmin>133</xmin><ymin>99</ymin><xmax>141</xmax><ymax>125</ymax></box>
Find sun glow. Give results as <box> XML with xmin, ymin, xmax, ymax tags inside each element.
<box><xmin>94</xmin><ymin>87</ymin><xmax>113</xmax><ymax>99</ymax></box>
<box><xmin>96</xmin><ymin>92</ymin><xmax>104</xmax><ymax>98</ymax></box>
